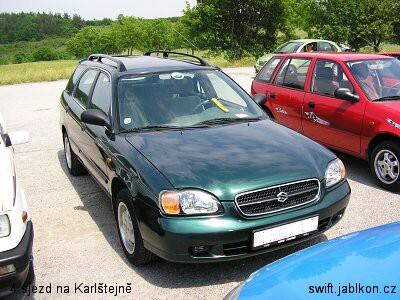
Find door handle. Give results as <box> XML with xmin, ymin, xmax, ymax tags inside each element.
<box><xmin>308</xmin><ymin>101</ymin><xmax>315</xmax><ymax>109</ymax></box>
<box><xmin>270</xmin><ymin>93</ymin><xmax>276</xmax><ymax>99</ymax></box>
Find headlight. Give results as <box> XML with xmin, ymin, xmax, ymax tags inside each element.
<box><xmin>159</xmin><ymin>190</ymin><xmax>222</xmax><ymax>215</ymax></box>
<box><xmin>0</xmin><ymin>214</ymin><xmax>11</xmax><ymax>237</ymax></box>
<box><xmin>325</xmin><ymin>159</ymin><xmax>346</xmax><ymax>188</ymax></box>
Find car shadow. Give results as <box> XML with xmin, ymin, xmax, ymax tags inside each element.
<box><xmin>57</xmin><ymin>150</ymin><xmax>327</xmax><ymax>288</ymax></box>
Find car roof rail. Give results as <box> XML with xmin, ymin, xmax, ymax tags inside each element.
<box><xmin>143</xmin><ymin>50</ymin><xmax>210</xmax><ymax>66</ymax></box>
<box><xmin>87</xmin><ymin>54</ymin><xmax>127</xmax><ymax>72</ymax></box>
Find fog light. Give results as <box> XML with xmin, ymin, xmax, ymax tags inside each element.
<box><xmin>0</xmin><ymin>264</ymin><xmax>16</xmax><ymax>276</ymax></box>
<box><xmin>191</xmin><ymin>245</ymin><xmax>211</xmax><ymax>255</ymax></box>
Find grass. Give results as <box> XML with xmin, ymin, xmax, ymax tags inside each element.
<box><xmin>0</xmin><ymin>37</ymin><xmax>72</xmax><ymax>65</ymax></box>
<box><xmin>0</xmin><ymin>52</ymin><xmax>255</xmax><ymax>85</ymax></box>
<box><xmin>0</xmin><ymin>60</ymin><xmax>77</xmax><ymax>85</ymax></box>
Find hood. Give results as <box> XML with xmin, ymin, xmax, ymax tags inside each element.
<box><xmin>257</xmin><ymin>53</ymin><xmax>274</xmax><ymax>65</ymax></box>
<box><xmin>0</xmin><ymin>145</ymin><xmax>15</xmax><ymax>212</ymax></box>
<box><xmin>126</xmin><ymin>120</ymin><xmax>335</xmax><ymax>200</ymax></box>
<box><xmin>377</xmin><ymin>100</ymin><xmax>400</xmax><ymax>114</ymax></box>
<box><xmin>237</xmin><ymin>222</ymin><xmax>400</xmax><ymax>299</ymax></box>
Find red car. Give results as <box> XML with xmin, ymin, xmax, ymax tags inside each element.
<box><xmin>251</xmin><ymin>53</ymin><xmax>400</xmax><ymax>191</ymax></box>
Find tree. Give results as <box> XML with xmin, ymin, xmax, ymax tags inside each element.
<box><xmin>66</xmin><ymin>26</ymin><xmax>122</xmax><ymax>58</ymax></box>
<box><xmin>300</xmin><ymin>0</ymin><xmax>399</xmax><ymax>51</ymax></box>
<box><xmin>181</xmin><ymin>0</ymin><xmax>287</xmax><ymax>60</ymax></box>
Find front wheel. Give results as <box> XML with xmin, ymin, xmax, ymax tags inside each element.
<box><xmin>370</xmin><ymin>141</ymin><xmax>400</xmax><ymax>192</ymax></box>
<box><xmin>114</xmin><ymin>189</ymin><xmax>156</xmax><ymax>266</ymax></box>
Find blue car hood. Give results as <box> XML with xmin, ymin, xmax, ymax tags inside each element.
<box><xmin>237</xmin><ymin>222</ymin><xmax>400</xmax><ymax>300</ymax></box>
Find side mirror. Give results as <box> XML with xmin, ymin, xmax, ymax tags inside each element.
<box><xmin>253</xmin><ymin>93</ymin><xmax>267</xmax><ymax>106</ymax></box>
<box><xmin>81</xmin><ymin>109</ymin><xmax>111</xmax><ymax>130</ymax></box>
<box><xmin>2</xmin><ymin>131</ymin><xmax>30</xmax><ymax>147</ymax></box>
<box><xmin>334</xmin><ymin>88</ymin><xmax>360</xmax><ymax>103</ymax></box>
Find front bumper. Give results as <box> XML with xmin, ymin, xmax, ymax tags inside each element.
<box><xmin>142</xmin><ymin>180</ymin><xmax>351</xmax><ymax>263</ymax></box>
<box><xmin>0</xmin><ymin>221</ymin><xmax>33</xmax><ymax>295</ymax></box>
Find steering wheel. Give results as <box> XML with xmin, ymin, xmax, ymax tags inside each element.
<box><xmin>191</xmin><ymin>99</ymin><xmax>211</xmax><ymax>114</ymax></box>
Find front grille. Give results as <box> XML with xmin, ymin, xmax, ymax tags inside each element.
<box><xmin>235</xmin><ymin>179</ymin><xmax>320</xmax><ymax>217</ymax></box>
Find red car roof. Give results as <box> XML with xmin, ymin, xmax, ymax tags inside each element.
<box><xmin>275</xmin><ymin>52</ymin><xmax>393</xmax><ymax>62</ymax></box>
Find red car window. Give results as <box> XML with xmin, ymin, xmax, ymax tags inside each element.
<box><xmin>256</xmin><ymin>57</ymin><xmax>282</xmax><ymax>83</ymax></box>
<box><xmin>274</xmin><ymin>58</ymin><xmax>311</xmax><ymax>90</ymax></box>
<box><xmin>311</xmin><ymin>59</ymin><xmax>355</xmax><ymax>96</ymax></box>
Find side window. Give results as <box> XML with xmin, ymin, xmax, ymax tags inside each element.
<box><xmin>318</xmin><ymin>42</ymin><xmax>335</xmax><ymax>52</ymax></box>
<box><xmin>256</xmin><ymin>57</ymin><xmax>282</xmax><ymax>83</ymax></box>
<box><xmin>311</xmin><ymin>59</ymin><xmax>355</xmax><ymax>97</ymax></box>
<box><xmin>91</xmin><ymin>73</ymin><xmax>112</xmax><ymax>114</ymax></box>
<box><xmin>65</xmin><ymin>65</ymin><xmax>87</xmax><ymax>93</ymax></box>
<box><xmin>273</xmin><ymin>59</ymin><xmax>291</xmax><ymax>86</ymax></box>
<box><xmin>274</xmin><ymin>58</ymin><xmax>311</xmax><ymax>90</ymax></box>
<box><xmin>74</xmin><ymin>69</ymin><xmax>98</xmax><ymax>107</ymax></box>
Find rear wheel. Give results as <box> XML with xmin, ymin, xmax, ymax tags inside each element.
<box><xmin>370</xmin><ymin>141</ymin><xmax>400</xmax><ymax>192</ymax></box>
<box><xmin>63</xmin><ymin>133</ymin><xmax>86</xmax><ymax>176</ymax></box>
<box><xmin>114</xmin><ymin>189</ymin><xmax>156</xmax><ymax>266</ymax></box>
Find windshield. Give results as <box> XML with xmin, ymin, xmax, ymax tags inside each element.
<box><xmin>347</xmin><ymin>59</ymin><xmax>400</xmax><ymax>101</ymax></box>
<box><xmin>117</xmin><ymin>70</ymin><xmax>264</xmax><ymax>131</ymax></box>
<box><xmin>276</xmin><ymin>42</ymin><xmax>303</xmax><ymax>53</ymax></box>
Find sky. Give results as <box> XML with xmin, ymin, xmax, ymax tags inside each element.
<box><xmin>0</xmin><ymin>0</ymin><xmax>197</xmax><ymax>19</ymax></box>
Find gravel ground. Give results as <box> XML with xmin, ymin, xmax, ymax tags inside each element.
<box><xmin>0</xmin><ymin>67</ymin><xmax>399</xmax><ymax>299</ymax></box>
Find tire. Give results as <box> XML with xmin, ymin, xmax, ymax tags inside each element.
<box><xmin>114</xmin><ymin>189</ymin><xmax>156</xmax><ymax>266</ymax></box>
<box><xmin>370</xmin><ymin>140</ymin><xmax>400</xmax><ymax>192</ymax></box>
<box><xmin>63</xmin><ymin>133</ymin><xmax>86</xmax><ymax>176</ymax></box>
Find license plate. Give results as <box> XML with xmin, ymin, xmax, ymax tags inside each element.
<box><xmin>253</xmin><ymin>216</ymin><xmax>319</xmax><ymax>249</ymax></box>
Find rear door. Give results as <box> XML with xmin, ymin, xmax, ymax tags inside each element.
<box><xmin>302</xmin><ymin>59</ymin><xmax>365</xmax><ymax>154</ymax></box>
<box><xmin>251</xmin><ymin>56</ymin><xmax>283</xmax><ymax>107</ymax></box>
<box><xmin>66</xmin><ymin>68</ymin><xmax>98</xmax><ymax>158</ymax></box>
<box><xmin>82</xmin><ymin>71</ymin><xmax>113</xmax><ymax>189</ymax></box>
<box><xmin>267</xmin><ymin>57</ymin><xmax>312</xmax><ymax>131</ymax></box>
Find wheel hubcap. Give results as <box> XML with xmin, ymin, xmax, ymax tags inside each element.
<box><xmin>117</xmin><ymin>202</ymin><xmax>135</xmax><ymax>254</ymax></box>
<box><xmin>64</xmin><ymin>136</ymin><xmax>72</xmax><ymax>169</ymax></box>
<box><xmin>374</xmin><ymin>149</ymin><xmax>399</xmax><ymax>184</ymax></box>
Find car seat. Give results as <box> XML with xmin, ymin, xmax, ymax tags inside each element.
<box><xmin>314</xmin><ymin>66</ymin><xmax>338</xmax><ymax>96</ymax></box>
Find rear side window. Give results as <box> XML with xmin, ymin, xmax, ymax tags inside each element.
<box><xmin>318</xmin><ymin>42</ymin><xmax>335</xmax><ymax>52</ymax></box>
<box><xmin>65</xmin><ymin>65</ymin><xmax>87</xmax><ymax>93</ymax></box>
<box><xmin>91</xmin><ymin>73</ymin><xmax>112</xmax><ymax>114</ymax></box>
<box><xmin>256</xmin><ymin>57</ymin><xmax>282</xmax><ymax>83</ymax></box>
<box><xmin>274</xmin><ymin>58</ymin><xmax>311</xmax><ymax>90</ymax></box>
<box><xmin>74</xmin><ymin>69</ymin><xmax>98</xmax><ymax>107</ymax></box>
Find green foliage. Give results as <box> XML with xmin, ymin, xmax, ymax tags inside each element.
<box><xmin>299</xmin><ymin>0</ymin><xmax>399</xmax><ymax>51</ymax></box>
<box><xmin>181</xmin><ymin>0</ymin><xmax>287</xmax><ymax>60</ymax></box>
<box><xmin>66</xmin><ymin>26</ymin><xmax>122</xmax><ymax>58</ymax></box>
<box><xmin>0</xmin><ymin>12</ymin><xmax>82</xmax><ymax>43</ymax></box>
<box><xmin>32</xmin><ymin>46</ymin><xmax>59</xmax><ymax>61</ymax></box>
<box><xmin>13</xmin><ymin>52</ymin><xmax>29</xmax><ymax>64</ymax></box>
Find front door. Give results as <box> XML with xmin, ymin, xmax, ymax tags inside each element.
<box><xmin>302</xmin><ymin>59</ymin><xmax>365</xmax><ymax>155</ymax></box>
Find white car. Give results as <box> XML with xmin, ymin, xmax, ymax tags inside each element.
<box><xmin>0</xmin><ymin>114</ymin><xmax>33</xmax><ymax>296</ymax></box>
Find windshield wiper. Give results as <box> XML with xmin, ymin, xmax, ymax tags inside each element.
<box><xmin>122</xmin><ymin>124</ymin><xmax>209</xmax><ymax>133</ymax></box>
<box><xmin>373</xmin><ymin>96</ymin><xmax>400</xmax><ymax>102</ymax></box>
<box><xmin>196</xmin><ymin>117</ymin><xmax>262</xmax><ymax>126</ymax></box>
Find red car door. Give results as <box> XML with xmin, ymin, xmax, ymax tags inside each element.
<box><xmin>302</xmin><ymin>59</ymin><xmax>366</xmax><ymax>155</ymax></box>
<box><xmin>267</xmin><ymin>57</ymin><xmax>312</xmax><ymax>132</ymax></box>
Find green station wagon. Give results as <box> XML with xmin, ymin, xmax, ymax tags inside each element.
<box><xmin>60</xmin><ymin>51</ymin><xmax>350</xmax><ymax>265</ymax></box>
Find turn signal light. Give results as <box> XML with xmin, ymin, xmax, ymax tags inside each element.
<box><xmin>160</xmin><ymin>191</ymin><xmax>180</xmax><ymax>215</ymax></box>
<box><xmin>22</xmin><ymin>211</ymin><xmax>28</xmax><ymax>223</ymax></box>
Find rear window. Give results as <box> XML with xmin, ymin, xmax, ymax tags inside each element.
<box><xmin>256</xmin><ymin>57</ymin><xmax>282</xmax><ymax>83</ymax></box>
<box><xmin>65</xmin><ymin>64</ymin><xmax>87</xmax><ymax>93</ymax></box>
